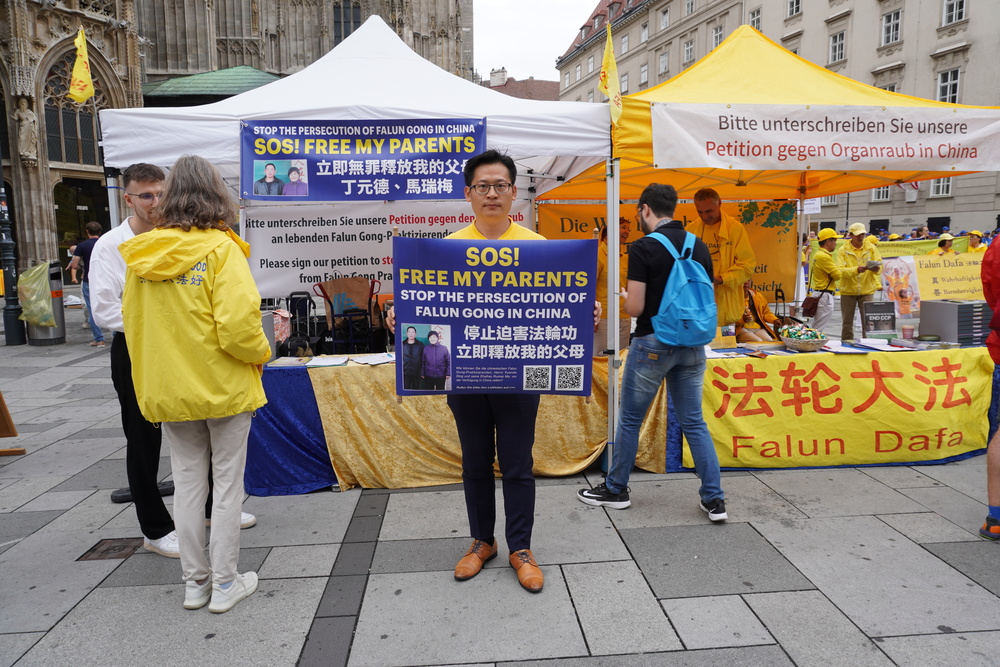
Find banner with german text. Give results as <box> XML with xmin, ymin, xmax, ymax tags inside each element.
<box><xmin>651</xmin><ymin>103</ymin><xmax>1000</xmax><ymax>171</ymax></box>
<box><xmin>243</xmin><ymin>200</ymin><xmax>530</xmax><ymax>299</ymax></box>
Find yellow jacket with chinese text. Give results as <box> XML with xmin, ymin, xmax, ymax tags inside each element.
<box><xmin>120</xmin><ymin>227</ymin><xmax>271</xmax><ymax>423</ymax></box>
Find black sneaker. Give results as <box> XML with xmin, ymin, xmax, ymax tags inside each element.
<box><xmin>577</xmin><ymin>483</ymin><xmax>631</xmax><ymax>509</ymax></box>
<box><xmin>700</xmin><ymin>498</ymin><xmax>728</xmax><ymax>522</ymax></box>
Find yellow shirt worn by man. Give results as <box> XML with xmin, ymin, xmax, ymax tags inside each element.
<box><xmin>687</xmin><ymin>194</ymin><xmax>756</xmax><ymax>326</ymax></box>
<box><xmin>836</xmin><ymin>236</ymin><xmax>883</xmax><ymax>296</ymax></box>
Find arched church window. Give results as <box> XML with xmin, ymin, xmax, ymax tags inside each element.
<box><xmin>43</xmin><ymin>49</ymin><xmax>108</xmax><ymax>165</ymax></box>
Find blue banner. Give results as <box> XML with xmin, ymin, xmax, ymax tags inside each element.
<box><xmin>393</xmin><ymin>237</ymin><xmax>598</xmax><ymax>395</ymax></box>
<box><xmin>240</xmin><ymin>119</ymin><xmax>486</xmax><ymax>201</ymax></box>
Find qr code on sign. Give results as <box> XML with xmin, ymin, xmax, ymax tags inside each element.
<box><xmin>555</xmin><ymin>365</ymin><xmax>584</xmax><ymax>391</ymax></box>
<box><xmin>523</xmin><ymin>365</ymin><xmax>551</xmax><ymax>391</ymax></box>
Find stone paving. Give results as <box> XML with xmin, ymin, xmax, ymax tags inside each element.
<box><xmin>0</xmin><ymin>287</ymin><xmax>997</xmax><ymax>666</ymax></box>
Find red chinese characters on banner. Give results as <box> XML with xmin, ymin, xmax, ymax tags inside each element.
<box><xmin>710</xmin><ymin>355</ymin><xmax>972</xmax><ymax>418</ymax></box>
<box><xmin>912</xmin><ymin>358</ymin><xmax>973</xmax><ymax>410</ymax></box>
<box><xmin>851</xmin><ymin>360</ymin><xmax>915</xmax><ymax>413</ymax></box>
<box><xmin>711</xmin><ymin>364</ymin><xmax>774</xmax><ymax>418</ymax></box>
<box><xmin>777</xmin><ymin>362</ymin><xmax>842</xmax><ymax>416</ymax></box>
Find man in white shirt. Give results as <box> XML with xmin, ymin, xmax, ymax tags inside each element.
<box><xmin>90</xmin><ymin>164</ymin><xmax>183</xmax><ymax>557</ymax></box>
<box><xmin>92</xmin><ymin>163</ymin><xmax>259</xmax><ymax>557</ymax></box>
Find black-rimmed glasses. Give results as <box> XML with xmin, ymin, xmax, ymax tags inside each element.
<box><xmin>127</xmin><ymin>192</ymin><xmax>162</xmax><ymax>202</ymax></box>
<box><xmin>469</xmin><ymin>183</ymin><xmax>513</xmax><ymax>195</ymax></box>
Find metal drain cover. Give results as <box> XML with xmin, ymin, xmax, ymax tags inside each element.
<box><xmin>77</xmin><ymin>537</ymin><xmax>144</xmax><ymax>561</ymax></box>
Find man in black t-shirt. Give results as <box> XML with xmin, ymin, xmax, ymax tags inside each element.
<box><xmin>578</xmin><ymin>183</ymin><xmax>728</xmax><ymax>521</ymax></box>
<box><xmin>70</xmin><ymin>221</ymin><xmax>105</xmax><ymax>346</ymax></box>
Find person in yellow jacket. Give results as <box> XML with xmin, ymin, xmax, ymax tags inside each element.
<box><xmin>594</xmin><ymin>220</ymin><xmax>630</xmax><ymax>352</ymax></box>
<box><xmin>927</xmin><ymin>233</ymin><xmax>957</xmax><ymax>256</ymax></box>
<box><xmin>120</xmin><ymin>155</ymin><xmax>271</xmax><ymax>614</ymax></box>
<box><xmin>808</xmin><ymin>228</ymin><xmax>844</xmax><ymax>334</ymax></box>
<box><xmin>836</xmin><ymin>222</ymin><xmax>883</xmax><ymax>342</ymax></box>
<box><xmin>968</xmin><ymin>230</ymin><xmax>988</xmax><ymax>253</ymax></box>
<box><xmin>688</xmin><ymin>188</ymin><xmax>756</xmax><ymax>327</ymax></box>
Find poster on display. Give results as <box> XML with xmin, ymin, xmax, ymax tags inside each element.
<box><xmin>915</xmin><ymin>253</ymin><xmax>985</xmax><ymax>301</ymax></box>
<box><xmin>686</xmin><ymin>348</ymin><xmax>992</xmax><ymax>470</ymax></box>
<box><xmin>881</xmin><ymin>256</ymin><xmax>921</xmax><ymax>319</ymax></box>
<box><xmin>240</xmin><ymin>119</ymin><xmax>486</xmax><ymax>201</ymax></box>
<box><xmin>242</xmin><ymin>201</ymin><xmax>531</xmax><ymax>299</ymax></box>
<box><xmin>651</xmin><ymin>103</ymin><xmax>1000</xmax><ymax>171</ymax></box>
<box><xmin>392</xmin><ymin>237</ymin><xmax>597</xmax><ymax>396</ymax></box>
<box><xmin>860</xmin><ymin>301</ymin><xmax>897</xmax><ymax>338</ymax></box>
<box><xmin>536</xmin><ymin>201</ymin><xmax>798</xmax><ymax>304</ymax></box>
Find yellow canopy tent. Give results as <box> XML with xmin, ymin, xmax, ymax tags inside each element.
<box><xmin>541</xmin><ymin>25</ymin><xmax>1000</xmax><ymax>201</ymax></box>
<box><xmin>543</xmin><ymin>26</ymin><xmax>1000</xmax><ymax>477</ymax></box>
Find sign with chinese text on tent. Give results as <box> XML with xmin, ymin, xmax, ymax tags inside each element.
<box><xmin>240</xmin><ymin>119</ymin><xmax>485</xmax><ymax>202</ymax></box>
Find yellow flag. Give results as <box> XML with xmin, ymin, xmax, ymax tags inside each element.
<box><xmin>597</xmin><ymin>24</ymin><xmax>622</xmax><ymax>126</ymax></box>
<box><xmin>68</xmin><ymin>28</ymin><xmax>94</xmax><ymax>104</ymax></box>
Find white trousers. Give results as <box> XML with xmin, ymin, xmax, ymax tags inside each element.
<box><xmin>163</xmin><ymin>411</ymin><xmax>252</xmax><ymax>586</ymax></box>
<box><xmin>811</xmin><ymin>292</ymin><xmax>835</xmax><ymax>334</ymax></box>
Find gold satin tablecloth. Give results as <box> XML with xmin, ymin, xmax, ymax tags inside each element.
<box><xmin>307</xmin><ymin>357</ymin><xmax>668</xmax><ymax>490</ymax></box>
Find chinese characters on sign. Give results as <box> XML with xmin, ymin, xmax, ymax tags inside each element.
<box><xmin>685</xmin><ymin>348</ymin><xmax>991</xmax><ymax>470</ymax></box>
<box><xmin>239</xmin><ymin>119</ymin><xmax>486</xmax><ymax>202</ymax></box>
<box><xmin>392</xmin><ymin>237</ymin><xmax>597</xmax><ymax>395</ymax></box>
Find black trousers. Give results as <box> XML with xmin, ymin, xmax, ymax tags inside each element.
<box><xmin>425</xmin><ymin>376</ymin><xmax>446</xmax><ymax>390</ymax></box>
<box><xmin>111</xmin><ymin>332</ymin><xmax>174</xmax><ymax>540</ymax></box>
<box><xmin>447</xmin><ymin>393</ymin><xmax>540</xmax><ymax>553</ymax></box>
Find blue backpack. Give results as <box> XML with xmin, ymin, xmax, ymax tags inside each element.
<box><xmin>649</xmin><ymin>232</ymin><xmax>717</xmax><ymax>346</ymax></box>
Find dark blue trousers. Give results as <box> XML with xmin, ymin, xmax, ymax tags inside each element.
<box><xmin>447</xmin><ymin>393</ymin><xmax>540</xmax><ymax>553</ymax></box>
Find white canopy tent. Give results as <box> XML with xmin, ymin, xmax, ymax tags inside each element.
<box><xmin>99</xmin><ymin>16</ymin><xmax>625</xmax><ymax>467</ymax></box>
<box><xmin>99</xmin><ymin>16</ymin><xmax>608</xmax><ymax>194</ymax></box>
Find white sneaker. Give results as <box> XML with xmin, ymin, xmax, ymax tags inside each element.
<box><xmin>143</xmin><ymin>531</ymin><xmax>180</xmax><ymax>558</ymax></box>
<box><xmin>208</xmin><ymin>572</ymin><xmax>258</xmax><ymax>613</ymax></box>
<box><xmin>204</xmin><ymin>511</ymin><xmax>257</xmax><ymax>529</ymax></box>
<box><xmin>184</xmin><ymin>579</ymin><xmax>212</xmax><ymax>610</ymax></box>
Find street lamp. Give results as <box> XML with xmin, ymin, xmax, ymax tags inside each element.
<box><xmin>0</xmin><ymin>142</ymin><xmax>27</xmax><ymax>345</ymax></box>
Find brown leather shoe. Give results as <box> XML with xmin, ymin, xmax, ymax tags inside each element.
<box><xmin>454</xmin><ymin>539</ymin><xmax>498</xmax><ymax>581</ymax></box>
<box><xmin>509</xmin><ymin>549</ymin><xmax>544</xmax><ymax>593</ymax></box>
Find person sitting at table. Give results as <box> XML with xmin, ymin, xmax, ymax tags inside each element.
<box><xmin>421</xmin><ymin>330</ymin><xmax>450</xmax><ymax>390</ymax></box>
<box><xmin>400</xmin><ymin>325</ymin><xmax>424</xmax><ymax>389</ymax></box>
<box><xmin>736</xmin><ymin>279</ymin><xmax>785</xmax><ymax>342</ymax></box>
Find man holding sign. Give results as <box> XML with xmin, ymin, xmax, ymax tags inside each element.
<box><xmin>389</xmin><ymin>150</ymin><xmax>600</xmax><ymax>593</ymax></box>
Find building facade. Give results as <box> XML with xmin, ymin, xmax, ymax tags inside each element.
<box><xmin>1</xmin><ymin>0</ymin><xmax>472</xmax><ymax>270</ymax></box>
<box><xmin>486</xmin><ymin>68</ymin><xmax>559</xmax><ymax>101</ymax></box>
<box><xmin>557</xmin><ymin>0</ymin><xmax>999</xmax><ymax>235</ymax></box>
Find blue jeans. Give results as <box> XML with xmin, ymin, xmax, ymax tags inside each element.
<box><xmin>606</xmin><ymin>334</ymin><xmax>723</xmax><ymax>503</ymax></box>
<box><xmin>81</xmin><ymin>281</ymin><xmax>103</xmax><ymax>343</ymax></box>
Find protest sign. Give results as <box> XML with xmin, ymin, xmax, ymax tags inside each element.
<box><xmin>393</xmin><ymin>237</ymin><xmax>597</xmax><ymax>396</ymax></box>
<box><xmin>240</xmin><ymin>118</ymin><xmax>485</xmax><ymax>201</ymax></box>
